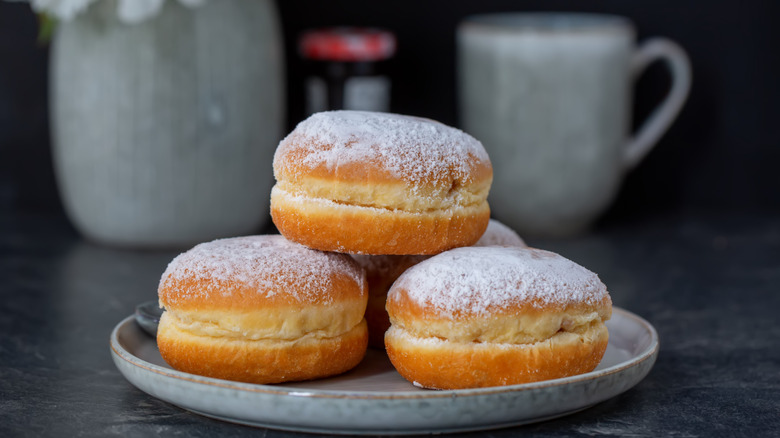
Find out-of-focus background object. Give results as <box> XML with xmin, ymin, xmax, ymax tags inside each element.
<box><xmin>299</xmin><ymin>27</ymin><xmax>395</xmax><ymax>117</ymax></box>
<box><xmin>459</xmin><ymin>13</ymin><xmax>690</xmax><ymax>237</ymax></box>
<box><xmin>2</xmin><ymin>0</ymin><xmax>779</xmax><ymax>236</ymax></box>
<box><xmin>12</xmin><ymin>0</ymin><xmax>285</xmax><ymax>248</ymax></box>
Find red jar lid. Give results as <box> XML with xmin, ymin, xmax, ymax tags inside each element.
<box><xmin>299</xmin><ymin>27</ymin><xmax>396</xmax><ymax>62</ymax></box>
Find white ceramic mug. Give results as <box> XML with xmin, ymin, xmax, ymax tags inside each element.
<box><xmin>458</xmin><ymin>13</ymin><xmax>691</xmax><ymax>237</ymax></box>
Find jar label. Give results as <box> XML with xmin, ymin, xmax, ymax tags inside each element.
<box><xmin>305</xmin><ymin>75</ymin><xmax>391</xmax><ymax>115</ymax></box>
<box><xmin>344</xmin><ymin>76</ymin><xmax>390</xmax><ymax>112</ymax></box>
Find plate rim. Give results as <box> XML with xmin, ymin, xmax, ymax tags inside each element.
<box><xmin>110</xmin><ymin>306</ymin><xmax>659</xmax><ymax>400</ymax></box>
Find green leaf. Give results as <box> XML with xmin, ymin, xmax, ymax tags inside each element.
<box><xmin>37</xmin><ymin>13</ymin><xmax>56</xmax><ymax>45</ymax></box>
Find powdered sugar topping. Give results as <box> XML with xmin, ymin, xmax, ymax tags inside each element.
<box><xmin>474</xmin><ymin>219</ymin><xmax>527</xmax><ymax>247</ymax></box>
<box><xmin>274</xmin><ymin>111</ymin><xmax>491</xmax><ymax>185</ymax></box>
<box><xmin>390</xmin><ymin>247</ymin><xmax>608</xmax><ymax>317</ymax></box>
<box><xmin>159</xmin><ymin>235</ymin><xmax>364</xmax><ymax>304</ymax></box>
<box><xmin>351</xmin><ymin>254</ymin><xmax>430</xmax><ymax>277</ymax></box>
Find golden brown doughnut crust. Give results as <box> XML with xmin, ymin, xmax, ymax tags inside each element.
<box><xmin>385</xmin><ymin>246</ymin><xmax>612</xmax><ymax>389</ymax></box>
<box><xmin>385</xmin><ymin>322</ymin><xmax>608</xmax><ymax>388</ymax></box>
<box><xmin>158</xmin><ymin>313</ymin><xmax>368</xmax><ymax>384</ymax></box>
<box><xmin>157</xmin><ymin>235</ymin><xmax>368</xmax><ymax>384</ymax></box>
<box><xmin>271</xmin><ymin>111</ymin><xmax>493</xmax><ymax>255</ymax></box>
<box><xmin>271</xmin><ymin>187</ymin><xmax>489</xmax><ymax>255</ymax></box>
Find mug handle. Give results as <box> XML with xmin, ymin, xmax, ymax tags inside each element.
<box><xmin>623</xmin><ymin>38</ymin><xmax>692</xmax><ymax>169</ymax></box>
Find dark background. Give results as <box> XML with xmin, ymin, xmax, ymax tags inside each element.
<box><xmin>2</xmin><ymin>0</ymin><xmax>779</xmax><ymax>228</ymax></box>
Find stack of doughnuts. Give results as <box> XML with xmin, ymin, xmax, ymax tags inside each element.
<box><xmin>156</xmin><ymin>110</ymin><xmax>612</xmax><ymax>388</ymax></box>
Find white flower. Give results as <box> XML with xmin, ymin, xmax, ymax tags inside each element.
<box><xmin>8</xmin><ymin>0</ymin><xmax>208</xmax><ymax>23</ymax></box>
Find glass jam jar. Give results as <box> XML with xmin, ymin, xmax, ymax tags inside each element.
<box><xmin>299</xmin><ymin>27</ymin><xmax>396</xmax><ymax>115</ymax></box>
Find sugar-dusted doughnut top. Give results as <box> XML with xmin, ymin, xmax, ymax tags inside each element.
<box><xmin>273</xmin><ymin>110</ymin><xmax>492</xmax><ymax>186</ymax></box>
<box><xmin>388</xmin><ymin>246</ymin><xmax>609</xmax><ymax>319</ymax></box>
<box><xmin>474</xmin><ymin>219</ymin><xmax>526</xmax><ymax>247</ymax></box>
<box><xmin>159</xmin><ymin>235</ymin><xmax>365</xmax><ymax>310</ymax></box>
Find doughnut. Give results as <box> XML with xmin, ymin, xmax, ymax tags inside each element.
<box><xmin>354</xmin><ymin>219</ymin><xmax>525</xmax><ymax>349</ymax></box>
<box><xmin>474</xmin><ymin>218</ymin><xmax>526</xmax><ymax>247</ymax></box>
<box><xmin>351</xmin><ymin>254</ymin><xmax>429</xmax><ymax>349</ymax></box>
<box><xmin>271</xmin><ymin>110</ymin><xmax>493</xmax><ymax>255</ymax></box>
<box><xmin>156</xmin><ymin>235</ymin><xmax>368</xmax><ymax>384</ymax></box>
<box><xmin>385</xmin><ymin>246</ymin><xmax>611</xmax><ymax>389</ymax></box>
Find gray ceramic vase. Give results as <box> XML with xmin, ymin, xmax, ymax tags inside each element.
<box><xmin>51</xmin><ymin>0</ymin><xmax>284</xmax><ymax>248</ymax></box>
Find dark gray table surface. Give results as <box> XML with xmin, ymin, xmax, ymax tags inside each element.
<box><xmin>1</xmin><ymin>210</ymin><xmax>778</xmax><ymax>437</ymax></box>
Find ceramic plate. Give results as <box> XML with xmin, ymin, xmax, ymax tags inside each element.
<box><xmin>110</xmin><ymin>307</ymin><xmax>658</xmax><ymax>435</ymax></box>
